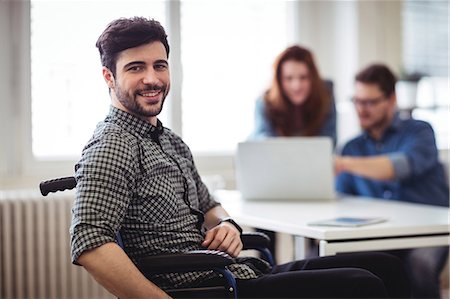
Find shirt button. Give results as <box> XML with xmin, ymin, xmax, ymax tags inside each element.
<box><xmin>383</xmin><ymin>190</ymin><xmax>392</xmax><ymax>199</ymax></box>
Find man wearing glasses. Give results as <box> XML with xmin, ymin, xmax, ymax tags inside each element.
<box><xmin>335</xmin><ymin>64</ymin><xmax>449</xmax><ymax>298</ymax></box>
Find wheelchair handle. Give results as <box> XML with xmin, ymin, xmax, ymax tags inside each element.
<box><xmin>40</xmin><ymin>176</ymin><xmax>77</xmax><ymax>196</ymax></box>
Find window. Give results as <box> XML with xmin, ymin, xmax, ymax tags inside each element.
<box><xmin>412</xmin><ymin>77</ymin><xmax>449</xmax><ymax>149</ymax></box>
<box><xmin>31</xmin><ymin>0</ymin><xmax>288</xmax><ymax>157</ymax></box>
<box><xmin>402</xmin><ymin>0</ymin><xmax>449</xmax><ymax>149</ymax></box>
<box><xmin>31</xmin><ymin>1</ymin><xmax>166</xmax><ymax>159</ymax></box>
<box><xmin>180</xmin><ymin>0</ymin><xmax>288</xmax><ymax>152</ymax></box>
<box><xmin>402</xmin><ymin>0</ymin><xmax>448</xmax><ymax>76</ymax></box>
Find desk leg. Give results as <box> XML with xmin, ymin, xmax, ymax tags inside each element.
<box><xmin>294</xmin><ymin>236</ymin><xmax>309</xmax><ymax>259</ymax></box>
<box><xmin>319</xmin><ymin>240</ymin><xmax>337</xmax><ymax>256</ymax></box>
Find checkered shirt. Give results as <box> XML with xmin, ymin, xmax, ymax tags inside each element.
<box><xmin>70</xmin><ymin>106</ymin><xmax>268</xmax><ymax>289</ymax></box>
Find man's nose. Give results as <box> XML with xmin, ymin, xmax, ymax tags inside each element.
<box><xmin>142</xmin><ymin>69</ymin><xmax>159</xmax><ymax>84</ymax></box>
<box><xmin>355</xmin><ymin>104</ymin><xmax>367</xmax><ymax>114</ymax></box>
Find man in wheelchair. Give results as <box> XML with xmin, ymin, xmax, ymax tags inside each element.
<box><xmin>70</xmin><ymin>16</ymin><xmax>411</xmax><ymax>298</ymax></box>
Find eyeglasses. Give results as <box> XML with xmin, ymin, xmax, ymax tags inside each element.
<box><xmin>351</xmin><ymin>95</ymin><xmax>388</xmax><ymax>108</ymax></box>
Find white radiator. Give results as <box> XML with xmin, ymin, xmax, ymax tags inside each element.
<box><xmin>0</xmin><ymin>189</ymin><xmax>114</xmax><ymax>299</ymax></box>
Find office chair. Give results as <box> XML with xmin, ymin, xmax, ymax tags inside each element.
<box><xmin>40</xmin><ymin>176</ymin><xmax>274</xmax><ymax>299</ymax></box>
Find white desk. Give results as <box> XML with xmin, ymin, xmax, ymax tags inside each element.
<box><xmin>214</xmin><ymin>190</ymin><xmax>450</xmax><ymax>257</ymax></box>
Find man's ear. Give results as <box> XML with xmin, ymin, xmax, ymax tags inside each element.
<box><xmin>102</xmin><ymin>67</ymin><xmax>115</xmax><ymax>89</ymax></box>
<box><xmin>388</xmin><ymin>93</ymin><xmax>398</xmax><ymax>113</ymax></box>
<box><xmin>389</xmin><ymin>93</ymin><xmax>397</xmax><ymax>106</ymax></box>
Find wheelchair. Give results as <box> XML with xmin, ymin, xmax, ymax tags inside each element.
<box><xmin>40</xmin><ymin>176</ymin><xmax>275</xmax><ymax>299</ymax></box>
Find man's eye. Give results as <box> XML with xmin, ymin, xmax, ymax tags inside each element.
<box><xmin>128</xmin><ymin>66</ymin><xmax>143</xmax><ymax>72</ymax></box>
<box><xmin>155</xmin><ymin>64</ymin><xmax>168</xmax><ymax>70</ymax></box>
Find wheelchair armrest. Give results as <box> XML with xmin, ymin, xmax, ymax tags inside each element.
<box><xmin>241</xmin><ymin>232</ymin><xmax>271</xmax><ymax>250</ymax></box>
<box><xmin>241</xmin><ymin>232</ymin><xmax>275</xmax><ymax>266</ymax></box>
<box><xmin>137</xmin><ymin>250</ymin><xmax>234</xmax><ymax>274</ymax></box>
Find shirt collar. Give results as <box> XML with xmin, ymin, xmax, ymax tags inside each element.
<box><xmin>105</xmin><ymin>106</ymin><xmax>164</xmax><ymax>139</ymax></box>
<box><xmin>389</xmin><ymin>112</ymin><xmax>402</xmax><ymax>131</ymax></box>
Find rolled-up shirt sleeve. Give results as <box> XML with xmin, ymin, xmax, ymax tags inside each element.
<box><xmin>70</xmin><ymin>132</ymin><xmax>137</xmax><ymax>264</ymax></box>
<box><xmin>393</xmin><ymin>121</ymin><xmax>439</xmax><ymax>181</ymax></box>
<box><xmin>196</xmin><ymin>181</ymin><xmax>221</xmax><ymax>214</ymax></box>
<box><xmin>387</xmin><ymin>152</ymin><xmax>411</xmax><ymax>180</ymax></box>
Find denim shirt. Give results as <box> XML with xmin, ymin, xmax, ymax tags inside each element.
<box><xmin>249</xmin><ymin>81</ymin><xmax>337</xmax><ymax>146</ymax></box>
<box><xmin>336</xmin><ymin>114</ymin><xmax>449</xmax><ymax>207</ymax></box>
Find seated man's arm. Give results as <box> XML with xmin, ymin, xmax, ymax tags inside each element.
<box><xmin>185</xmin><ymin>147</ymin><xmax>243</xmax><ymax>257</ymax></box>
<box><xmin>72</xmin><ymin>134</ymin><xmax>170</xmax><ymax>298</ymax></box>
<box><xmin>335</xmin><ymin>155</ymin><xmax>395</xmax><ymax>181</ymax></box>
<box><xmin>78</xmin><ymin>242</ymin><xmax>171</xmax><ymax>299</ymax></box>
<box><xmin>335</xmin><ymin>121</ymin><xmax>439</xmax><ymax>182</ymax></box>
<box><xmin>202</xmin><ymin>205</ymin><xmax>243</xmax><ymax>258</ymax></box>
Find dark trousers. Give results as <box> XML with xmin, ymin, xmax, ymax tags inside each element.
<box><xmin>388</xmin><ymin>246</ymin><xmax>449</xmax><ymax>299</ymax></box>
<box><xmin>236</xmin><ymin>252</ymin><xmax>410</xmax><ymax>298</ymax></box>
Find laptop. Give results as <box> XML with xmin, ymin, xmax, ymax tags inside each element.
<box><xmin>235</xmin><ymin>137</ymin><xmax>335</xmax><ymax>201</ymax></box>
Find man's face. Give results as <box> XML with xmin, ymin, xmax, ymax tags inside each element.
<box><xmin>104</xmin><ymin>41</ymin><xmax>170</xmax><ymax>123</ymax></box>
<box><xmin>352</xmin><ymin>82</ymin><xmax>395</xmax><ymax>131</ymax></box>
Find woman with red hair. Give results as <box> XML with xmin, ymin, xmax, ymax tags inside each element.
<box><xmin>251</xmin><ymin>45</ymin><xmax>336</xmax><ymax>145</ymax></box>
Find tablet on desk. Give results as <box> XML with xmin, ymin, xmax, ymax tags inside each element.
<box><xmin>308</xmin><ymin>217</ymin><xmax>388</xmax><ymax>227</ymax></box>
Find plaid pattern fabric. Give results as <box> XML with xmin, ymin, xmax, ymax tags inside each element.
<box><xmin>70</xmin><ymin>106</ymin><xmax>266</xmax><ymax>289</ymax></box>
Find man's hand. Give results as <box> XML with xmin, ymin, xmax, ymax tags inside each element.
<box><xmin>201</xmin><ymin>222</ymin><xmax>243</xmax><ymax>257</ymax></box>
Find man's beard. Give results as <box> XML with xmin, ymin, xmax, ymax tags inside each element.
<box><xmin>115</xmin><ymin>83</ymin><xmax>168</xmax><ymax>118</ymax></box>
<box><xmin>360</xmin><ymin>111</ymin><xmax>391</xmax><ymax>133</ymax></box>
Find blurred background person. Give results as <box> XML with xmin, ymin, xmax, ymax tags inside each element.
<box><xmin>335</xmin><ymin>63</ymin><xmax>449</xmax><ymax>299</ymax></box>
<box><xmin>249</xmin><ymin>45</ymin><xmax>336</xmax><ymax>146</ymax></box>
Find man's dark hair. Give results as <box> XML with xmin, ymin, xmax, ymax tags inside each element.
<box><xmin>355</xmin><ymin>64</ymin><xmax>397</xmax><ymax>97</ymax></box>
<box><xmin>96</xmin><ymin>17</ymin><xmax>169</xmax><ymax>76</ymax></box>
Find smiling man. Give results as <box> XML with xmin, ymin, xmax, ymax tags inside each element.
<box><xmin>335</xmin><ymin>64</ymin><xmax>449</xmax><ymax>298</ymax></box>
<box><xmin>70</xmin><ymin>17</ymin><xmax>247</xmax><ymax>298</ymax></box>
<box><xmin>70</xmin><ymin>18</ymin><xmax>411</xmax><ymax>299</ymax></box>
